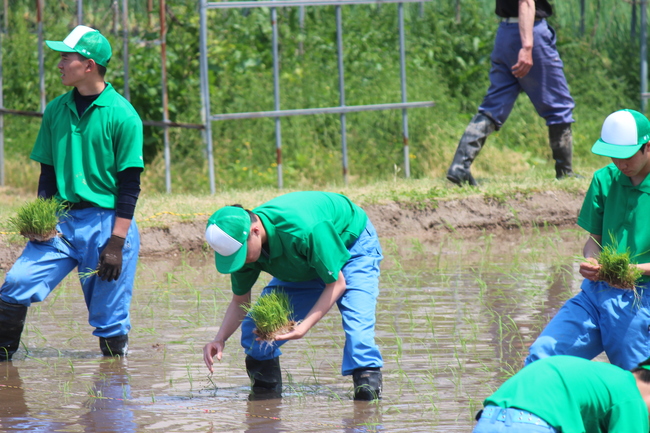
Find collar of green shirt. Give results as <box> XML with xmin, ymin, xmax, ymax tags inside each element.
<box><xmin>616</xmin><ymin>167</ymin><xmax>650</xmax><ymax>194</ymax></box>
<box><xmin>256</xmin><ymin>213</ymin><xmax>283</xmax><ymax>263</ymax></box>
<box><xmin>62</xmin><ymin>82</ymin><xmax>117</xmax><ymax>113</ymax></box>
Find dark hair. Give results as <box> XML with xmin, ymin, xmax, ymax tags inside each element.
<box><xmin>631</xmin><ymin>358</ymin><xmax>650</xmax><ymax>383</ymax></box>
<box><xmin>71</xmin><ymin>52</ymin><xmax>107</xmax><ymax>78</ymax></box>
<box><xmin>231</xmin><ymin>204</ymin><xmax>258</xmax><ymax>223</ymax></box>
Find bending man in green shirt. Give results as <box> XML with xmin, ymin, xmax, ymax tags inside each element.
<box><xmin>202</xmin><ymin>192</ymin><xmax>384</xmax><ymax>400</ymax></box>
<box><xmin>473</xmin><ymin>355</ymin><xmax>650</xmax><ymax>433</ymax></box>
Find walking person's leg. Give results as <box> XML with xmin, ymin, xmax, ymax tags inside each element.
<box><xmin>519</xmin><ymin>21</ymin><xmax>576</xmax><ymax>179</ymax></box>
<box><xmin>447</xmin><ymin>23</ymin><xmax>522</xmax><ymax>186</ymax></box>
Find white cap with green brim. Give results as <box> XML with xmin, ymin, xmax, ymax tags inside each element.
<box><xmin>205</xmin><ymin>206</ymin><xmax>250</xmax><ymax>274</ymax></box>
<box><xmin>591</xmin><ymin>109</ymin><xmax>650</xmax><ymax>159</ymax></box>
<box><xmin>45</xmin><ymin>25</ymin><xmax>112</xmax><ymax>67</ymax></box>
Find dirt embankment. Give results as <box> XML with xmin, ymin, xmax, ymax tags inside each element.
<box><xmin>0</xmin><ymin>190</ymin><xmax>582</xmax><ymax>270</ymax></box>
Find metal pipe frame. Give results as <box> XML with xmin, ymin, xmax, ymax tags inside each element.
<box><xmin>642</xmin><ymin>0</ymin><xmax>648</xmax><ymax>112</ymax></box>
<box><xmin>37</xmin><ymin>0</ymin><xmax>45</xmax><ymax>113</ymax></box>
<box><xmin>160</xmin><ymin>0</ymin><xmax>171</xmax><ymax>193</ymax></box>
<box><xmin>210</xmin><ymin>101</ymin><xmax>434</xmax><ymax>121</ymax></box>
<box><xmin>336</xmin><ymin>5</ymin><xmax>348</xmax><ymax>184</ymax></box>
<box><xmin>122</xmin><ymin>0</ymin><xmax>130</xmax><ymax>100</ymax></box>
<box><xmin>207</xmin><ymin>0</ymin><xmax>428</xmax><ymax>9</ymax></box>
<box><xmin>398</xmin><ymin>2</ymin><xmax>410</xmax><ymax>178</ymax></box>
<box><xmin>199</xmin><ymin>0</ymin><xmax>216</xmax><ymax>194</ymax></box>
<box><xmin>0</xmin><ymin>2</ymin><xmax>4</xmax><ymax>186</ymax></box>
<box><xmin>201</xmin><ymin>0</ymin><xmax>433</xmax><ymax>191</ymax></box>
<box><xmin>272</xmin><ymin>4</ymin><xmax>283</xmax><ymax>189</ymax></box>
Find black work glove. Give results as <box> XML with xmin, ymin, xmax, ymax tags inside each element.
<box><xmin>98</xmin><ymin>235</ymin><xmax>125</xmax><ymax>282</ymax></box>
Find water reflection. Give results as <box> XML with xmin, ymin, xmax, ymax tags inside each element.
<box><xmin>244</xmin><ymin>396</ymin><xmax>283</xmax><ymax>432</ymax></box>
<box><xmin>1</xmin><ymin>228</ymin><xmax>585</xmax><ymax>432</ymax></box>
<box><xmin>0</xmin><ymin>362</ymin><xmax>28</xmax><ymax>425</ymax></box>
<box><xmin>78</xmin><ymin>359</ymin><xmax>135</xmax><ymax>433</ymax></box>
<box><xmin>0</xmin><ymin>362</ymin><xmax>67</xmax><ymax>431</ymax></box>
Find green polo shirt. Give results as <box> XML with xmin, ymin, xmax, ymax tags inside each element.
<box><xmin>30</xmin><ymin>83</ymin><xmax>144</xmax><ymax>209</ymax></box>
<box><xmin>484</xmin><ymin>356</ymin><xmax>648</xmax><ymax>433</ymax></box>
<box><xmin>578</xmin><ymin>163</ymin><xmax>650</xmax><ymax>283</ymax></box>
<box><xmin>230</xmin><ymin>192</ymin><xmax>368</xmax><ymax>295</ymax></box>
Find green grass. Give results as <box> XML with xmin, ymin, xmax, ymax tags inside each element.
<box><xmin>0</xmin><ymin>171</ymin><xmax>591</xmax><ymax>234</ymax></box>
<box><xmin>0</xmin><ymin>0</ymin><xmax>642</xmax><ymax>194</ymax></box>
<box><xmin>7</xmin><ymin>198</ymin><xmax>66</xmax><ymax>241</ymax></box>
<box><xmin>242</xmin><ymin>290</ymin><xmax>295</xmax><ymax>342</ymax></box>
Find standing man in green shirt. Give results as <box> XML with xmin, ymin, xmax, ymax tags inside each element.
<box><xmin>472</xmin><ymin>356</ymin><xmax>650</xmax><ymax>432</ymax></box>
<box><xmin>0</xmin><ymin>25</ymin><xmax>143</xmax><ymax>360</ymax></box>
<box><xmin>526</xmin><ymin>109</ymin><xmax>650</xmax><ymax>370</ymax></box>
<box><xmin>202</xmin><ymin>191</ymin><xmax>384</xmax><ymax>400</ymax></box>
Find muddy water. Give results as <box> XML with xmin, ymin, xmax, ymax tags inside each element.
<box><xmin>0</xmin><ymin>227</ymin><xmax>587</xmax><ymax>432</ymax></box>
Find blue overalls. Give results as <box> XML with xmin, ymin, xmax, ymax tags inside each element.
<box><xmin>1</xmin><ymin>208</ymin><xmax>139</xmax><ymax>338</ymax></box>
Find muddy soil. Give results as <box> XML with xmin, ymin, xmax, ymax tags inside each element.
<box><xmin>0</xmin><ymin>190</ymin><xmax>582</xmax><ymax>270</ymax></box>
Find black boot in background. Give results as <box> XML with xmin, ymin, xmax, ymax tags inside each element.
<box><xmin>353</xmin><ymin>367</ymin><xmax>382</xmax><ymax>401</ymax></box>
<box><xmin>549</xmin><ymin>123</ymin><xmax>579</xmax><ymax>179</ymax></box>
<box><xmin>99</xmin><ymin>334</ymin><xmax>129</xmax><ymax>357</ymax></box>
<box><xmin>0</xmin><ymin>300</ymin><xmax>28</xmax><ymax>361</ymax></box>
<box><xmin>447</xmin><ymin>113</ymin><xmax>496</xmax><ymax>186</ymax></box>
<box><xmin>245</xmin><ymin>355</ymin><xmax>282</xmax><ymax>400</ymax></box>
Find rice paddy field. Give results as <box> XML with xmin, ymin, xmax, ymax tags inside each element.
<box><xmin>0</xmin><ymin>226</ymin><xmax>588</xmax><ymax>432</ymax></box>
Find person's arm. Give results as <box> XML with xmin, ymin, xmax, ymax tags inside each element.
<box><xmin>37</xmin><ymin>163</ymin><xmax>58</xmax><ymax>199</ymax></box>
<box><xmin>97</xmin><ymin>168</ymin><xmax>142</xmax><ymax>282</ymax></box>
<box><xmin>274</xmin><ymin>271</ymin><xmax>347</xmax><ymax>342</ymax></box>
<box><xmin>203</xmin><ymin>291</ymin><xmax>252</xmax><ymax>373</ymax></box>
<box><xmin>579</xmin><ymin>234</ymin><xmax>602</xmax><ymax>280</ymax></box>
<box><xmin>511</xmin><ymin>0</ymin><xmax>535</xmax><ymax>78</ymax></box>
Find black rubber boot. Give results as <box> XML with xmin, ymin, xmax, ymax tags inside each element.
<box><xmin>99</xmin><ymin>335</ymin><xmax>129</xmax><ymax>357</ymax></box>
<box><xmin>245</xmin><ymin>355</ymin><xmax>282</xmax><ymax>399</ymax></box>
<box><xmin>0</xmin><ymin>300</ymin><xmax>28</xmax><ymax>361</ymax></box>
<box><xmin>447</xmin><ymin>113</ymin><xmax>496</xmax><ymax>186</ymax></box>
<box><xmin>549</xmin><ymin>123</ymin><xmax>578</xmax><ymax>179</ymax></box>
<box><xmin>353</xmin><ymin>368</ymin><xmax>382</xmax><ymax>401</ymax></box>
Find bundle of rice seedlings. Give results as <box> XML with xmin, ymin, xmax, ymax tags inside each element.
<box><xmin>597</xmin><ymin>244</ymin><xmax>643</xmax><ymax>291</ymax></box>
<box><xmin>7</xmin><ymin>198</ymin><xmax>67</xmax><ymax>242</ymax></box>
<box><xmin>242</xmin><ymin>291</ymin><xmax>296</xmax><ymax>342</ymax></box>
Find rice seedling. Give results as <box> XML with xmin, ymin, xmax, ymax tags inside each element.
<box><xmin>78</xmin><ymin>268</ymin><xmax>99</xmax><ymax>281</ymax></box>
<box><xmin>7</xmin><ymin>197</ymin><xmax>67</xmax><ymax>241</ymax></box>
<box><xmin>242</xmin><ymin>290</ymin><xmax>296</xmax><ymax>342</ymax></box>
<box><xmin>597</xmin><ymin>243</ymin><xmax>643</xmax><ymax>291</ymax></box>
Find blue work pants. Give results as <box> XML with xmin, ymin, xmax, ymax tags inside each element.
<box><xmin>0</xmin><ymin>208</ymin><xmax>139</xmax><ymax>338</ymax></box>
<box><xmin>473</xmin><ymin>406</ymin><xmax>558</xmax><ymax>433</ymax></box>
<box><xmin>478</xmin><ymin>20</ymin><xmax>575</xmax><ymax>128</ymax></box>
<box><xmin>526</xmin><ymin>279</ymin><xmax>650</xmax><ymax>370</ymax></box>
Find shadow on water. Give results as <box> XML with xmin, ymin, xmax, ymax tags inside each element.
<box><xmin>0</xmin><ymin>227</ymin><xmax>586</xmax><ymax>432</ymax></box>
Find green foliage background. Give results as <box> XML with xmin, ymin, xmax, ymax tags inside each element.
<box><xmin>1</xmin><ymin>0</ymin><xmax>646</xmax><ymax>193</ymax></box>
